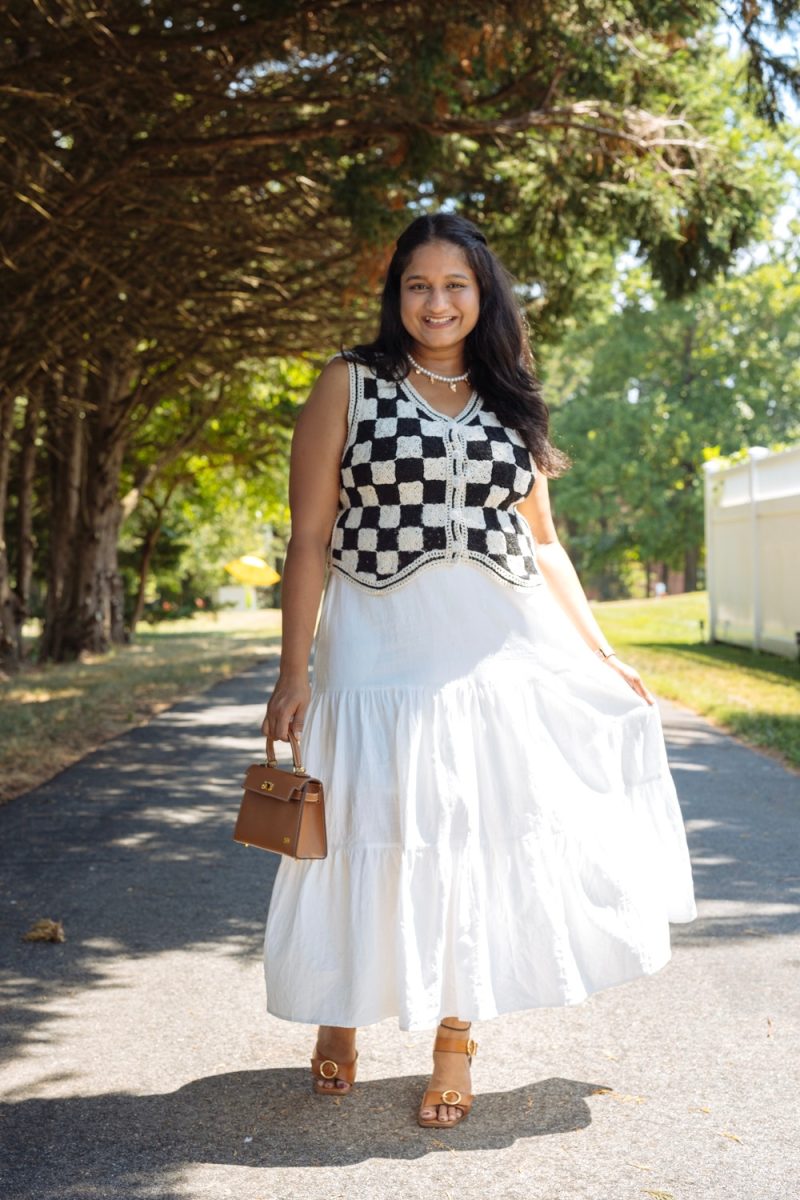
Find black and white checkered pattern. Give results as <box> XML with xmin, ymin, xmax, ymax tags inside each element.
<box><xmin>328</xmin><ymin>361</ymin><xmax>545</xmax><ymax>593</ymax></box>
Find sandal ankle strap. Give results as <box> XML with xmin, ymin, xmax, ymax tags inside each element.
<box><xmin>433</xmin><ymin>1033</ymin><xmax>478</xmax><ymax>1057</ymax></box>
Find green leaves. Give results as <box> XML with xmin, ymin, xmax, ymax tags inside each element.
<box><xmin>544</xmin><ymin>236</ymin><xmax>800</xmax><ymax>591</ymax></box>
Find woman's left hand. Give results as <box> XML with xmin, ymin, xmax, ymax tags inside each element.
<box><xmin>604</xmin><ymin>655</ymin><xmax>655</xmax><ymax>705</ymax></box>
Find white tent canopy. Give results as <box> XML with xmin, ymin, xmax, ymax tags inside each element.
<box><xmin>703</xmin><ymin>444</ymin><xmax>800</xmax><ymax>659</ymax></box>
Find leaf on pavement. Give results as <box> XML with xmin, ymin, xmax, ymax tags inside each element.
<box><xmin>23</xmin><ymin>918</ymin><xmax>65</xmax><ymax>943</ymax></box>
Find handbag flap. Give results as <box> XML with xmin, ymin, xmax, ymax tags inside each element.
<box><xmin>243</xmin><ymin>762</ymin><xmax>311</xmax><ymax>803</ymax></box>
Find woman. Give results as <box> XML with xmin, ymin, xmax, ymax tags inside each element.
<box><xmin>261</xmin><ymin>212</ymin><xmax>696</xmax><ymax>1129</ymax></box>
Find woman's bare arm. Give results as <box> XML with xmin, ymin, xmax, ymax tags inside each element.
<box><xmin>262</xmin><ymin>357</ymin><xmax>351</xmax><ymax>741</ymax></box>
<box><xmin>516</xmin><ymin>472</ymin><xmax>654</xmax><ymax>704</ymax></box>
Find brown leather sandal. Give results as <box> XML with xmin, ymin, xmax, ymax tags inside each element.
<box><xmin>310</xmin><ymin>1048</ymin><xmax>359</xmax><ymax>1096</ymax></box>
<box><xmin>417</xmin><ymin>1023</ymin><xmax>477</xmax><ymax>1128</ymax></box>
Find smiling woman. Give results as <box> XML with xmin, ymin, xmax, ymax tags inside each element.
<box><xmin>260</xmin><ymin>212</ymin><xmax>697</xmax><ymax>1131</ymax></box>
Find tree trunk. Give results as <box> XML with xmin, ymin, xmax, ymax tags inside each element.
<box><xmin>40</xmin><ymin>365</ymin><xmax>86</xmax><ymax>661</ymax></box>
<box><xmin>0</xmin><ymin>389</ymin><xmax>17</xmax><ymax>669</ymax></box>
<box><xmin>47</xmin><ymin>435</ymin><xmax>126</xmax><ymax>659</ymax></box>
<box><xmin>11</xmin><ymin>380</ymin><xmax>44</xmax><ymax>657</ymax></box>
<box><xmin>130</xmin><ymin>522</ymin><xmax>162</xmax><ymax>636</ymax></box>
<box><xmin>684</xmin><ymin>544</ymin><xmax>699</xmax><ymax>592</ymax></box>
<box><xmin>40</xmin><ymin>353</ymin><xmax>132</xmax><ymax>660</ymax></box>
<box><xmin>128</xmin><ymin>482</ymin><xmax>181</xmax><ymax>637</ymax></box>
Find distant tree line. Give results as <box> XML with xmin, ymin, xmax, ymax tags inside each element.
<box><xmin>544</xmin><ymin>242</ymin><xmax>800</xmax><ymax>597</ymax></box>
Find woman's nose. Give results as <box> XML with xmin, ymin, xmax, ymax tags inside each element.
<box><xmin>425</xmin><ymin>289</ymin><xmax>450</xmax><ymax>311</ymax></box>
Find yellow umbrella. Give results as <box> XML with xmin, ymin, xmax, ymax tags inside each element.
<box><xmin>224</xmin><ymin>555</ymin><xmax>281</xmax><ymax>587</ymax></box>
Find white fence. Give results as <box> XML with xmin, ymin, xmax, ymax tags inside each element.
<box><xmin>703</xmin><ymin>444</ymin><xmax>800</xmax><ymax>659</ymax></box>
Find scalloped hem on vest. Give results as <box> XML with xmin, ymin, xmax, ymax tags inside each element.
<box><xmin>327</xmin><ymin>548</ymin><xmax>546</xmax><ymax>595</ymax></box>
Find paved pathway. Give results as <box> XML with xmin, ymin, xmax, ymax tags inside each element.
<box><xmin>1</xmin><ymin>655</ymin><xmax>798</xmax><ymax>1200</ymax></box>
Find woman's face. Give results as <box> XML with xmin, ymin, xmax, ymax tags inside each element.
<box><xmin>399</xmin><ymin>240</ymin><xmax>480</xmax><ymax>355</ymax></box>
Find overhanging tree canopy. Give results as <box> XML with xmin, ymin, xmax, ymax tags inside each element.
<box><xmin>0</xmin><ymin>0</ymin><xmax>797</xmax><ymax>663</ymax></box>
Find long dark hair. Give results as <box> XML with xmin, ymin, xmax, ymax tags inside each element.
<box><xmin>344</xmin><ymin>212</ymin><xmax>571</xmax><ymax>477</ymax></box>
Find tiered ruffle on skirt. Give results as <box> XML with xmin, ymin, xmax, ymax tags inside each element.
<box><xmin>264</xmin><ymin>562</ymin><xmax>696</xmax><ymax>1031</ymax></box>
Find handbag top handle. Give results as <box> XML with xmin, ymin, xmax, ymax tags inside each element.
<box><xmin>266</xmin><ymin>728</ymin><xmax>308</xmax><ymax>776</ymax></box>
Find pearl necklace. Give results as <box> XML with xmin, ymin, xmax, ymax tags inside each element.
<box><xmin>407</xmin><ymin>353</ymin><xmax>470</xmax><ymax>392</ymax></box>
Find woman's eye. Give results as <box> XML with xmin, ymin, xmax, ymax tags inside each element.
<box><xmin>407</xmin><ymin>282</ymin><xmax>467</xmax><ymax>291</ymax></box>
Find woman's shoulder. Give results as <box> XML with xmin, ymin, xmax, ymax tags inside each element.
<box><xmin>333</xmin><ymin>348</ymin><xmax>400</xmax><ymax>384</ymax></box>
<box><xmin>319</xmin><ymin>351</ymin><xmax>351</xmax><ymax>373</ymax></box>
<box><xmin>309</xmin><ymin>350</ymin><xmax>389</xmax><ymax>406</ymax></box>
<box><xmin>303</xmin><ymin>355</ymin><xmax>351</xmax><ymax>414</ymax></box>
<box><xmin>330</xmin><ymin>350</ymin><xmax>369</xmax><ymax>372</ymax></box>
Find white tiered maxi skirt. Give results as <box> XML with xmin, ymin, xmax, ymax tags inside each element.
<box><xmin>263</xmin><ymin>561</ymin><xmax>696</xmax><ymax>1032</ymax></box>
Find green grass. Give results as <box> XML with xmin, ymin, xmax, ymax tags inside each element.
<box><xmin>0</xmin><ymin>611</ymin><xmax>281</xmax><ymax>803</ymax></box>
<box><xmin>591</xmin><ymin>591</ymin><xmax>800</xmax><ymax>770</ymax></box>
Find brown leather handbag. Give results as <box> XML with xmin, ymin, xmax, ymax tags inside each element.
<box><xmin>233</xmin><ymin>729</ymin><xmax>327</xmax><ymax>859</ymax></box>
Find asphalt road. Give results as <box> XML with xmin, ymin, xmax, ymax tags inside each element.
<box><xmin>1</xmin><ymin>654</ymin><xmax>798</xmax><ymax>1200</ymax></box>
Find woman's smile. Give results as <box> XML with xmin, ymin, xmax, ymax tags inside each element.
<box><xmin>422</xmin><ymin>315</ymin><xmax>458</xmax><ymax>327</ymax></box>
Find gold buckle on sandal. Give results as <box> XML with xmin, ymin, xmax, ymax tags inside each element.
<box><xmin>441</xmin><ymin>1089</ymin><xmax>462</xmax><ymax>1105</ymax></box>
<box><xmin>319</xmin><ymin>1059</ymin><xmax>339</xmax><ymax>1078</ymax></box>
<box><xmin>467</xmin><ymin>1039</ymin><xmax>478</xmax><ymax>1057</ymax></box>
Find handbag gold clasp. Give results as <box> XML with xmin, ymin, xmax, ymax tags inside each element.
<box><xmin>260</xmin><ymin>780</ymin><xmax>274</xmax><ymax>792</ymax></box>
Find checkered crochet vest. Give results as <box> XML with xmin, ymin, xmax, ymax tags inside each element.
<box><xmin>328</xmin><ymin>357</ymin><xmax>545</xmax><ymax>594</ymax></box>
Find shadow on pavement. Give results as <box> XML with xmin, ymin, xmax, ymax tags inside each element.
<box><xmin>660</xmin><ymin>701</ymin><xmax>800</xmax><ymax>944</ymax></box>
<box><xmin>0</xmin><ymin>1071</ymin><xmax>605</xmax><ymax>1197</ymax></box>
<box><xmin>1</xmin><ymin>661</ymin><xmax>282</xmax><ymax>1069</ymax></box>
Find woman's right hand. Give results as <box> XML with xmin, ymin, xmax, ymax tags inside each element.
<box><xmin>262</xmin><ymin>672</ymin><xmax>312</xmax><ymax>743</ymax></box>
